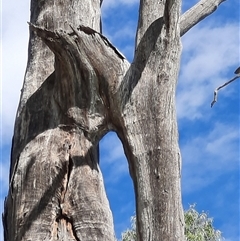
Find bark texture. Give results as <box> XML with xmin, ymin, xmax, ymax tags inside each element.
<box><xmin>118</xmin><ymin>1</ymin><xmax>185</xmax><ymax>240</ymax></box>
<box><xmin>3</xmin><ymin>0</ymin><xmax>226</xmax><ymax>240</ymax></box>
<box><xmin>3</xmin><ymin>0</ymin><xmax>116</xmax><ymax>240</ymax></box>
<box><xmin>180</xmin><ymin>0</ymin><xmax>226</xmax><ymax>36</ymax></box>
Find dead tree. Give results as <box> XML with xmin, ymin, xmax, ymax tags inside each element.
<box><xmin>3</xmin><ymin>0</ymin><xmax>226</xmax><ymax>240</ymax></box>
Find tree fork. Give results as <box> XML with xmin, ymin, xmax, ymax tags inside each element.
<box><xmin>30</xmin><ymin>16</ymin><xmax>184</xmax><ymax>239</ymax></box>
<box><xmin>3</xmin><ymin>0</ymin><xmax>228</xmax><ymax>240</ymax></box>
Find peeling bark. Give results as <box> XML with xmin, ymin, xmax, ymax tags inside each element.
<box><xmin>3</xmin><ymin>0</ymin><xmax>116</xmax><ymax>240</ymax></box>
<box><xmin>3</xmin><ymin>0</ymin><xmax>227</xmax><ymax>240</ymax></box>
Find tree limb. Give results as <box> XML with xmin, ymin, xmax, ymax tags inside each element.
<box><xmin>180</xmin><ymin>0</ymin><xmax>226</xmax><ymax>36</ymax></box>
<box><xmin>211</xmin><ymin>76</ymin><xmax>239</xmax><ymax>107</ymax></box>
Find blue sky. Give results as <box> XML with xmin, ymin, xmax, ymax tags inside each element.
<box><xmin>1</xmin><ymin>0</ymin><xmax>239</xmax><ymax>240</ymax></box>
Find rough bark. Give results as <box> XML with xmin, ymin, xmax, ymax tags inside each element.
<box><xmin>3</xmin><ymin>0</ymin><xmax>227</xmax><ymax>240</ymax></box>
<box><xmin>3</xmin><ymin>0</ymin><xmax>116</xmax><ymax>240</ymax></box>
<box><xmin>118</xmin><ymin>0</ymin><xmax>184</xmax><ymax>240</ymax></box>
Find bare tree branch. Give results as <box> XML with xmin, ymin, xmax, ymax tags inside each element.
<box><xmin>180</xmin><ymin>0</ymin><xmax>226</xmax><ymax>36</ymax></box>
<box><xmin>234</xmin><ymin>66</ymin><xmax>240</xmax><ymax>75</ymax></box>
<box><xmin>211</xmin><ymin>68</ymin><xmax>240</xmax><ymax>107</ymax></box>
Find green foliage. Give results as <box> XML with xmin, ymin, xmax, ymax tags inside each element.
<box><xmin>120</xmin><ymin>205</ymin><xmax>223</xmax><ymax>241</ymax></box>
<box><xmin>184</xmin><ymin>204</ymin><xmax>223</xmax><ymax>241</ymax></box>
<box><xmin>121</xmin><ymin>216</ymin><xmax>137</xmax><ymax>241</ymax></box>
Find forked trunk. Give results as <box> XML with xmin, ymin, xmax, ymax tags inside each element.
<box><xmin>3</xmin><ymin>0</ymin><xmax>220</xmax><ymax>240</ymax></box>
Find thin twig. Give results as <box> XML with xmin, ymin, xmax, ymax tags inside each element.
<box><xmin>234</xmin><ymin>66</ymin><xmax>240</xmax><ymax>75</ymax></box>
<box><xmin>211</xmin><ymin>76</ymin><xmax>239</xmax><ymax>107</ymax></box>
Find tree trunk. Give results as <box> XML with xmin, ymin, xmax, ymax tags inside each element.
<box><xmin>3</xmin><ymin>0</ymin><xmax>115</xmax><ymax>240</ymax></box>
<box><xmin>3</xmin><ymin>0</ymin><xmax>226</xmax><ymax>240</ymax></box>
<box><xmin>117</xmin><ymin>1</ymin><xmax>184</xmax><ymax>240</ymax></box>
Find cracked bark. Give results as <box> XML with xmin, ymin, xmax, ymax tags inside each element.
<box><xmin>3</xmin><ymin>0</ymin><xmax>115</xmax><ymax>240</ymax></box>
<box><xmin>3</xmin><ymin>0</ymin><xmax>227</xmax><ymax>240</ymax></box>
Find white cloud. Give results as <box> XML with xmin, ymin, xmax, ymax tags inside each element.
<box><xmin>109</xmin><ymin>24</ymin><xmax>136</xmax><ymax>42</ymax></box>
<box><xmin>177</xmin><ymin>23</ymin><xmax>239</xmax><ymax>120</ymax></box>
<box><xmin>100</xmin><ymin>132</ymin><xmax>126</xmax><ymax>163</ymax></box>
<box><xmin>181</xmin><ymin>23</ymin><xmax>238</xmax><ymax>81</ymax></box>
<box><xmin>100</xmin><ymin>132</ymin><xmax>130</xmax><ymax>183</ymax></box>
<box><xmin>205</xmin><ymin>123</ymin><xmax>239</xmax><ymax>159</ymax></box>
<box><xmin>1</xmin><ymin>0</ymin><xmax>30</xmax><ymax>142</ymax></box>
<box><xmin>0</xmin><ymin>159</ymin><xmax>10</xmax><ymax>194</ymax></box>
<box><xmin>181</xmin><ymin>122</ymin><xmax>239</xmax><ymax>194</ymax></box>
<box><xmin>103</xmin><ymin>21</ymin><xmax>136</xmax><ymax>60</ymax></box>
<box><xmin>102</xmin><ymin>0</ymin><xmax>138</xmax><ymax>11</ymax></box>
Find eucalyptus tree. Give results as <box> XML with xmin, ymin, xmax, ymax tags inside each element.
<box><xmin>121</xmin><ymin>206</ymin><xmax>223</xmax><ymax>241</ymax></box>
<box><xmin>3</xmin><ymin>0</ymin><xmax>226</xmax><ymax>240</ymax></box>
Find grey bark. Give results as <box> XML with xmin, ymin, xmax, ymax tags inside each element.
<box><xmin>118</xmin><ymin>1</ymin><xmax>184</xmax><ymax>240</ymax></box>
<box><xmin>3</xmin><ymin>1</ymin><xmax>115</xmax><ymax>240</ymax></box>
<box><xmin>3</xmin><ymin>0</ymin><xmax>226</xmax><ymax>240</ymax></box>
<box><xmin>180</xmin><ymin>0</ymin><xmax>226</xmax><ymax>36</ymax></box>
